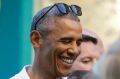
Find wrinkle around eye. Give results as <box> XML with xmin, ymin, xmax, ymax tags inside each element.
<box><xmin>57</xmin><ymin>37</ymin><xmax>73</xmax><ymax>44</ymax></box>
<box><xmin>59</xmin><ymin>40</ymin><xmax>72</xmax><ymax>44</ymax></box>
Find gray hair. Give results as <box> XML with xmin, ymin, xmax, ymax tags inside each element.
<box><xmin>31</xmin><ymin>4</ymin><xmax>80</xmax><ymax>37</ymax></box>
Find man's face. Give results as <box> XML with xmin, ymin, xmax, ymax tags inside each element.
<box><xmin>71</xmin><ymin>41</ymin><xmax>102</xmax><ymax>72</ymax></box>
<box><xmin>38</xmin><ymin>17</ymin><xmax>82</xmax><ymax>76</ymax></box>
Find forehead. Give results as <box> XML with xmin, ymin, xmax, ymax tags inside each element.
<box><xmin>48</xmin><ymin>16</ymin><xmax>82</xmax><ymax>38</ymax></box>
<box><xmin>55</xmin><ymin>16</ymin><xmax>81</xmax><ymax>28</ymax></box>
<box><xmin>81</xmin><ymin>42</ymin><xmax>101</xmax><ymax>57</ymax></box>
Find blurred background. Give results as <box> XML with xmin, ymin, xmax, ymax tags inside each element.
<box><xmin>0</xmin><ymin>0</ymin><xmax>120</xmax><ymax>79</ymax></box>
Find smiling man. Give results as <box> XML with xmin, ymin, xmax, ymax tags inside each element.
<box><xmin>10</xmin><ymin>3</ymin><xmax>82</xmax><ymax>79</ymax></box>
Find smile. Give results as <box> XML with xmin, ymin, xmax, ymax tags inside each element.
<box><xmin>61</xmin><ymin>56</ymin><xmax>74</xmax><ymax>64</ymax></box>
<box><xmin>55</xmin><ymin>49</ymin><xmax>80</xmax><ymax>76</ymax></box>
<box><xmin>58</xmin><ymin>54</ymin><xmax>76</xmax><ymax>65</ymax></box>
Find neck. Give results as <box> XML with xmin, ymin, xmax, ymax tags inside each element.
<box><xmin>27</xmin><ymin>63</ymin><xmax>58</xmax><ymax>79</ymax></box>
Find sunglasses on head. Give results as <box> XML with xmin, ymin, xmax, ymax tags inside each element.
<box><xmin>34</xmin><ymin>3</ymin><xmax>82</xmax><ymax>30</ymax></box>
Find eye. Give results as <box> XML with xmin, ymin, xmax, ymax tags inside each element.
<box><xmin>76</xmin><ymin>39</ymin><xmax>82</xmax><ymax>46</ymax></box>
<box><xmin>81</xmin><ymin>57</ymin><xmax>93</xmax><ymax>64</ymax></box>
<box><xmin>59</xmin><ymin>37</ymin><xmax>73</xmax><ymax>44</ymax></box>
<box><xmin>60</xmin><ymin>39</ymin><xmax>72</xmax><ymax>44</ymax></box>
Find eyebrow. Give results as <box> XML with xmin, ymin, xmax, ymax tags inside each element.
<box><xmin>82</xmin><ymin>34</ymin><xmax>97</xmax><ymax>44</ymax></box>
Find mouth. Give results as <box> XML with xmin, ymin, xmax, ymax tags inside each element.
<box><xmin>58</xmin><ymin>53</ymin><xmax>77</xmax><ymax>65</ymax></box>
<box><xmin>55</xmin><ymin>50</ymin><xmax>79</xmax><ymax>76</ymax></box>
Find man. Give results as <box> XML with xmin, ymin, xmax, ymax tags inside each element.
<box><xmin>66</xmin><ymin>29</ymin><xmax>104</xmax><ymax>79</ymax></box>
<box><xmin>10</xmin><ymin>3</ymin><xmax>82</xmax><ymax>79</ymax></box>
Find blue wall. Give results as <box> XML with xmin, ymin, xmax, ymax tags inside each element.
<box><xmin>0</xmin><ymin>0</ymin><xmax>33</xmax><ymax>78</ymax></box>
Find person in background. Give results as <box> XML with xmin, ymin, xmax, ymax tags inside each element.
<box><xmin>71</xmin><ymin>29</ymin><xmax>104</xmax><ymax>72</ymax></box>
<box><xmin>66</xmin><ymin>28</ymin><xmax>104</xmax><ymax>79</ymax></box>
<box><xmin>10</xmin><ymin>3</ymin><xmax>83</xmax><ymax>79</ymax></box>
<box><xmin>91</xmin><ymin>39</ymin><xmax>120</xmax><ymax>79</ymax></box>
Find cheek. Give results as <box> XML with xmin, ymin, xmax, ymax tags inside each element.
<box><xmin>55</xmin><ymin>47</ymin><xmax>74</xmax><ymax>76</ymax></box>
<box><xmin>39</xmin><ymin>41</ymin><xmax>56</xmax><ymax>67</ymax></box>
<box><xmin>71</xmin><ymin>61</ymin><xmax>93</xmax><ymax>71</ymax></box>
<box><xmin>55</xmin><ymin>42</ymin><xmax>69</xmax><ymax>50</ymax></box>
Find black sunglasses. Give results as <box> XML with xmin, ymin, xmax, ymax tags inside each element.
<box><xmin>34</xmin><ymin>3</ymin><xmax>82</xmax><ymax>30</ymax></box>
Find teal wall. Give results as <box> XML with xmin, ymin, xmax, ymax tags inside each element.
<box><xmin>0</xmin><ymin>0</ymin><xmax>33</xmax><ymax>78</ymax></box>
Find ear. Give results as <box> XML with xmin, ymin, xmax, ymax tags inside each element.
<box><xmin>30</xmin><ymin>30</ymin><xmax>44</xmax><ymax>48</ymax></box>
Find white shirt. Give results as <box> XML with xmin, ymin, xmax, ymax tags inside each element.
<box><xmin>10</xmin><ymin>65</ymin><xmax>30</xmax><ymax>79</ymax></box>
<box><xmin>10</xmin><ymin>65</ymin><xmax>68</xmax><ymax>79</ymax></box>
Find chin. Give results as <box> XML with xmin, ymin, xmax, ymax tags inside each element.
<box><xmin>54</xmin><ymin>49</ymin><xmax>77</xmax><ymax>77</ymax></box>
<box><xmin>56</xmin><ymin>69</ymin><xmax>70</xmax><ymax>77</ymax></box>
<box><xmin>55</xmin><ymin>54</ymin><xmax>74</xmax><ymax>76</ymax></box>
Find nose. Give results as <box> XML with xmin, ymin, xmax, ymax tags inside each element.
<box><xmin>67</xmin><ymin>42</ymin><xmax>80</xmax><ymax>57</ymax></box>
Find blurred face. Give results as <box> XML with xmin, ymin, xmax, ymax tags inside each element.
<box><xmin>71</xmin><ymin>41</ymin><xmax>101</xmax><ymax>72</ymax></box>
<box><xmin>37</xmin><ymin>17</ymin><xmax>82</xmax><ymax>76</ymax></box>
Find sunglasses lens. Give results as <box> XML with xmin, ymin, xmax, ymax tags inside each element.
<box><xmin>71</xmin><ymin>5</ymin><xmax>82</xmax><ymax>16</ymax></box>
<box><xmin>57</xmin><ymin>3</ymin><xmax>69</xmax><ymax>14</ymax></box>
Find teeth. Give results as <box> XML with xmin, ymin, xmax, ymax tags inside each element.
<box><xmin>58</xmin><ymin>54</ymin><xmax>76</xmax><ymax>64</ymax></box>
<box><xmin>62</xmin><ymin>58</ymin><xmax>74</xmax><ymax>64</ymax></box>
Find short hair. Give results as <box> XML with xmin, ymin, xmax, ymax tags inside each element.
<box><xmin>31</xmin><ymin>4</ymin><xmax>80</xmax><ymax>37</ymax></box>
<box><xmin>82</xmin><ymin>34</ymin><xmax>97</xmax><ymax>44</ymax></box>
